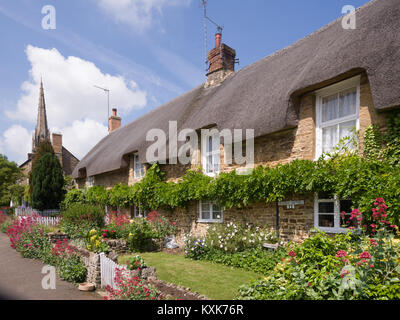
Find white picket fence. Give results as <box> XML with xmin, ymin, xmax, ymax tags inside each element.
<box><xmin>15</xmin><ymin>207</ymin><xmax>59</xmax><ymax>217</ymax></box>
<box><xmin>100</xmin><ymin>253</ymin><xmax>125</xmax><ymax>289</ymax></box>
<box><xmin>17</xmin><ymin>215</ymin><xmax>61</xmax><ymax>227</ymax></box>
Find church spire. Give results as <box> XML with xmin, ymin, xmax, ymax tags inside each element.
<box><xmin>32</xmin><ymin>79</ymin><xmax>50</xmax><ymax>152</ymax></box>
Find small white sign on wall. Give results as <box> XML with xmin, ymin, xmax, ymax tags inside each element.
<box><xmin>278</xmin><ymin>200</ymin><xmax>304</xmax><ymax>210</ymax></box>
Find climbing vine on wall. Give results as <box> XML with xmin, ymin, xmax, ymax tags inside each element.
<box><xmin>64</xmin><ymin>112</ymin><xmax>400</xmax><ymax>225</ymax></box>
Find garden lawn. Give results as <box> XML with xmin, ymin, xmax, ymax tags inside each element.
<box><xmin>119</xmin><ymin>252</ymin><xmax>262</xmax><ymax>300</ymax></box>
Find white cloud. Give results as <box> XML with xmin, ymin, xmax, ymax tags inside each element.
<box><xmin>7</xmin><ymin>45</ymin><xmax>147</xmax><ymax>129</ymax></box>
<box><xmin>60</xmin><ymin>119</ymin><xmax>108</xmax><ymax>160</ymax></box>
<box><xmin>2</xmin><ymin>125</ymin><xmax>32</xmax><ymax>164</ymax></box>
<box><xmin>2</xmin><ymin>45</ymin><xmax>147</xmax><ymax>164</ymax></box>
<box><xmin>97</xmin><ymin>0</ymin><xmax>191</xmax><ymax>32</ymax></box>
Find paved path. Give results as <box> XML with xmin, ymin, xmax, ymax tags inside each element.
<box><xmin>0</xmin><ymin>232</ymin><xmax>102</xmax><ymax>300</ymax></box>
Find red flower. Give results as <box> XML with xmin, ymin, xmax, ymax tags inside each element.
<box><xmin>288</xmin><ymin>250</ymin><xmax>296</xmax><ymax>257</ymax></box>
<box><xmin>360</xmin><ymin>251</ymin><xmax>372</xmax><ymax>260</ymax></box>
<box><xmin>336</xmin><ymin>250</ymin><xmax>348</xmax><ymax>258</ymax></box>
<box><xmin>369</xmin><ymin>239</ymin><xmax>377</xmax><ymax>246</ymax></box>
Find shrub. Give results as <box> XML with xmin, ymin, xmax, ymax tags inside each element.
<box><xmin>205</xmin><ymin>222</ymin><xmax>278</xmax><ymax>253</ymax></box>
<box><xmin>58</xmin><ymin>255</ymin><xmax>87</xmax><ymax>284</ymax></box>
<box><xmin>87</xmin><ymin>229</ymin><xmax>109</xmax><ymax>253</ymax></box>
<box><xmin>60</xmin><ymin>219</ymin><xmax>100</xmax><ymax>240</ymax></box>
<box><xmin>125</xmin><ymin>218</ymin><xmax>157</xmax><ymax>252</ymax></box>
<box><xmin>101</xmin><ymin>228</ymin><xmax>118</xmax><ymax>239</ymax></box>
<box><xmin>105</xmin><ymin>268</ymin><xmax>161</xmax><ymax>300</ymax></box>
<box><xmin>0</xmin><ymin>220</ymin><xmax>12</xmax><ymax>233</ymax></box>
<box><xmin>125</xmin><ymin>255</ymin><xmax>147</xmax><ymax>270</ymax></box>
<box><xmin>237</xmin><ymin>199</ymin><xmax>400</xmax><ymax>300</ymax></box>
<box><xmin>61</xmin><ymin>188</ymin><xmax>86</xmax><ymax>210</ymax></box>
<box><xmin>61</xmin><ymin>203</ymin><xmax>105</xmax><ymax>229</ymax></box>
<box><xmin>203</xmin><ymin>247</ymin><xmax>286</xmax><ymax>275</ymax></box>
<box><xmin>146</xmin><ymin>211</ymin><xmax>176</xmax><ymax>240</ymax></box>
<box><xmin>184</xmin><ymin>237</ymin><xmax>207</xmax><ymax>260</ymax></box>
<box><xmin>15</xmin><ymin>225</ymin><xmax>52</xmax><ymax>260</ymax></box>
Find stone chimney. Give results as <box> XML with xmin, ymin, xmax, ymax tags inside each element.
<box><xmin>109</xmin><ymin>108</ymin><xmax>121</xmax><ymax>133</ymax></box>
<box><xmin>205</xmin><ymin>33</ymin><xmax>237</xmax><ymax>88</ymax></box>
<box><xmin>51</xmin><ymin>133</ymin><xmax>63</xmax><ymax>167</ymax></box>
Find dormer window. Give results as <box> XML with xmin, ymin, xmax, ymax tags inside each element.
<box><xmin>315</xmin><ymin>76</ymin><xmax>360</xmax><ymax>158</ymax></box>
<box><xmin>88</xmin><ymin>176</ymin><xmax>95</xmax><ymax>188</ymax></box>
<box><xmin>133</xmin><ymin>153</ymin><xmax>145</xmax><ymax>179</ymax></box>
<box><xmin>201</xmin><ymin>130</ymin><xmax>220</xmax><ymax>177</ymax></box>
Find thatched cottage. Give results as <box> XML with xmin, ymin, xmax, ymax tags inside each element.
<box><xmin>73</xmin><ymin>0</ymin><xmax>400</xmax><ymax>242</ymax></box>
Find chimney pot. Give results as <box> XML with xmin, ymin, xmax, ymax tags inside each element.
<box><xmin>109</xmin><ymin>108</ymin><xmax>121</xmax><ymax>133</ymax></box>
<box><xmin>215</xmin><ymin>33</ymin><xmax>222</xmax><ymax>48</ymax></box>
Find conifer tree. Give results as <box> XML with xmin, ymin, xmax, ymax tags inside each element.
<box><xmin>31</xmin><ymin>153</ymin><xmax>64</xmax><ymax>211</ymax></box>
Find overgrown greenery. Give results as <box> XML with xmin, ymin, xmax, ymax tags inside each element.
<box><xmin>63</xmin><ymin>111</ymin><xmax>400</xmax><ymax>225</ymax></box>
<box><xmin>31</xmin><ymin>153</ymin><xmax>65</xmax><ymax>210</ymax></box>
<box><xmin>0</xmin><ymin>154</ymin><xmax>23</xmax><ymax>206</ymax></box>
<box><xmin>238</xmin><ymin>199</ymin><xmax>400</xmax><ymax>300</ymax></box>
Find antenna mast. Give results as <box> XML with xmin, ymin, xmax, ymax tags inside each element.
<box><xmin>201</xmin><ymin>0</ymin><xmax>223</xmax><ymax>71</ymax></box>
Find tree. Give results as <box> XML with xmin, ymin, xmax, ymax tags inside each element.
<box><xmin>31</xmin><ymin>153</ymin><xmax>65</xmax><ymax>211</ymax></box>
<box><xmin>28</xmin><ymin>139</ymin><xmax>54</xmax><ymax>196</ymax></box>
<box><xmin>0</xmin><ymin>154</ymin><xmax>23</xmax><ymax>206</ymax></box>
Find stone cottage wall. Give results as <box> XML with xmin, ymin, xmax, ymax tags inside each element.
<box><xmin>162</xmin><ymin>194</ymin><xmax>314</xmax><ymax>246</ymax></box>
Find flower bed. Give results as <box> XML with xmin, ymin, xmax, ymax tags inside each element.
<box><xmin>238</xmin><ymin>198</ymin><xmax>400</xmax><ymax>300</ymax></box>
<box><xmin>5</xmin><ymin>215</ymin><xmax>87</xmax><ymax>284</ymax></box>
<box><xmin>184</xmin><ymin>222</ymin><xmax>284</xmax><ymax>274</ymax></box>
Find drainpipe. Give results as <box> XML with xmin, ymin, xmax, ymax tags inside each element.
<box><xmin>276</xmin><ymin>202</ymin><xmax>280</xmax><ymax>239</ymax></box>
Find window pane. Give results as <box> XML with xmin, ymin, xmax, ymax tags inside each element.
<box><xmin>340</xmin><ymin>200</ymin><xmax>353</xmax><ymax>213</ymax></box>
<box><xmin>201</xmin><ymin>201</ymin><xmax>210</xmax><ymax>220</ymax></box>
<box><xmin>318</xmin><ymin>202</ymin><xmax>334</xmax><ymax>213</ymax></box>
<box><xmin>319</xmin><ymin>214</ymin><xmax>334</xmax><ymax>228</ymax></box>
<box><xmin>322</xmin><ymin>125</ymin><xmax>338</xmax><ymax>153</ymax></box>
<box><xmin>322</xmin><ymin>94</ymin><xmax>338</xmax><ymax>122</ymax></box>
<box><xmin>212</xmin><ymin>204</ymin><xmax>221</xmax><ymax>220</ymax></box>
<box><xmin>201</xmin><ymin>210</ymin><xmax>211</xmax><ymax>220</ymax></box>
<box><xmin>339</xmin><ymin>89</ymin><xmax>357</xmax><ymax>118</ymax></box>
<box><xmin>339</xmin><ymin>120</ymin><xmax>357</xmax><ymax>141</ymax></box>
<box><xmin>319</xmin><ymin>192</ymin><xmax>335</xmax><ymax>199</ymax></box>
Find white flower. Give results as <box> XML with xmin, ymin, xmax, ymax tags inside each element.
<box><xmin>220</xmin><ymin>244</ymin><xmax>223</xmax><ymax>248</ymax></box>
<box><xmin>243</xmin><ymin>237</ymin><xmax>247</xmax><ymax>241</ymax></box>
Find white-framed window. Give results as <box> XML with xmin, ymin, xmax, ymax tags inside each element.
<box><xmin>198</xmin><ymin>200</ymin><xmax>223</xmax><ymax>223</ymax></box>
<box><xmin>201</xmin><ymin>130</ymin><xmax>220</xmax><ymax>177</ymax></box>
<box><xmin>133</xmin><ymin>153</ymin><xmax>145</xmax><ymax>179</ymax></box>
<box><xmin>133</xmin><ymin>204</ymin><xmax>147</xmax><ymax>218</ymax></box>
<box><xmin>314</xmin><ymin>192</ymin><xmax>355</xmax><ymax>233</ymax></box>
<box><xmin>88</xmin><ymin>176</ymin><xmax>95</xmax><ymax>187</ymax></box>
<box><xmin>315</xmin><ymin>76</ymin><xmax>360</xmax><ymax>159</ymax></box>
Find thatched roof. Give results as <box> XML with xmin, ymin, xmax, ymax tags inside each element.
<box><xmin>73</xmin><ymin>0</ymin><xmax>400</xmax><ymax>179</ymax></box>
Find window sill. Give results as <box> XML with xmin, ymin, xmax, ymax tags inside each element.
<box><xmin>197</xmin><ymin>220</ymin><xmax>223</xmax><ymax>224</ymax></box>
<box><xmin>312</xmin><ymin>227</ymin><xmax>357</xmax><ymax>234</ymax></box>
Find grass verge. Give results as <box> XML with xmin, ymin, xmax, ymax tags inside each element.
<box><xmin>119</xmin><ymin>252</ymin><xmax>262</xmax><ymax>300</ymax></box>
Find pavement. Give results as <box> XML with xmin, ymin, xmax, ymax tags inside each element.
<box><xmin>0</xmin><ymin>232</ymin><xmax>102</xmax><ymax>300</ymax></box>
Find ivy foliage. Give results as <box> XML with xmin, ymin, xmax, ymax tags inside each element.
<box><xmin>63</xmin><ymin>111</ymin><xmax>400</xmax><ymax>225</ymax></box>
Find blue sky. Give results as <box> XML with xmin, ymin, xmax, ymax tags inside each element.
<box><xmin>0</xmin><ymin>0</ymin><xmax>370</xmax><ymax>165</ymax></box>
